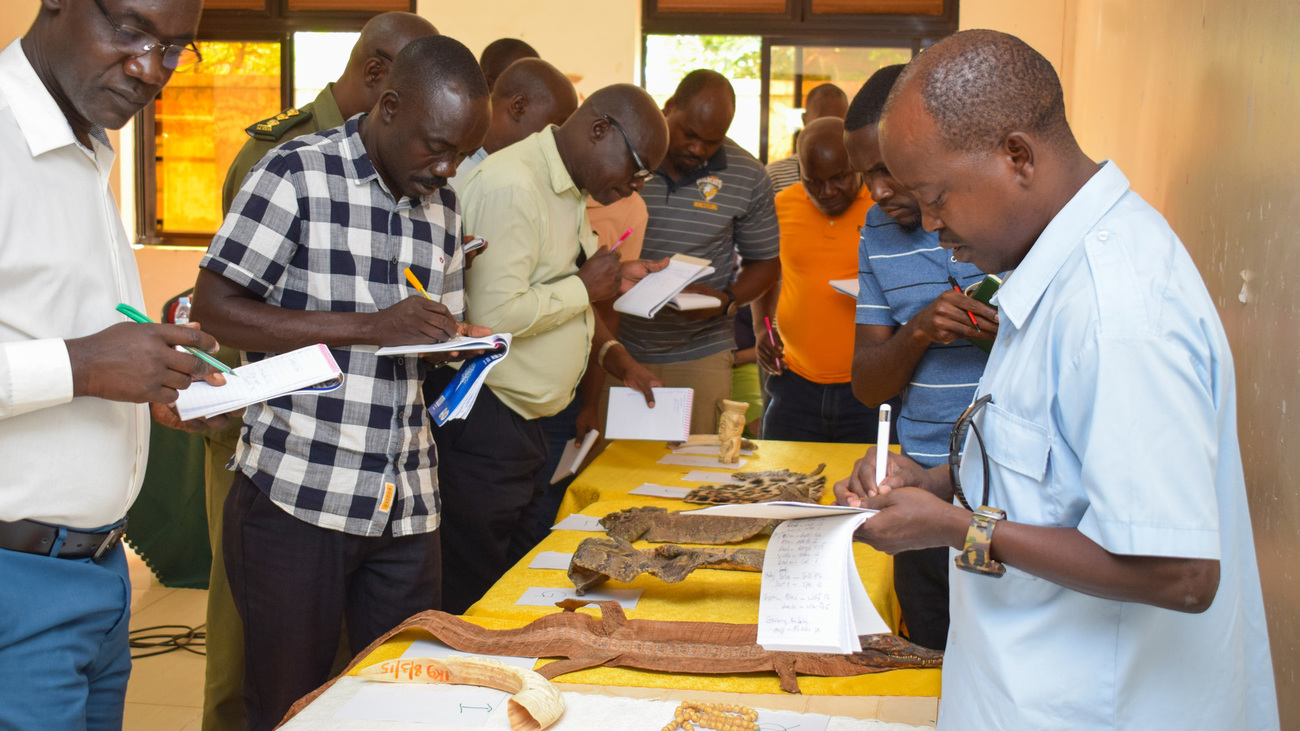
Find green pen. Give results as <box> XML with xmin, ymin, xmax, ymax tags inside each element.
<box><xmin>115</xmin><ymin>303</ymin><xmax>236</xmax><ymax>376</ymax></box>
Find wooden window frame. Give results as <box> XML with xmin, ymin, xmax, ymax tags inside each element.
<box><xmin>135</xmin><ymin>0</ymin><xmax>415</xmax><ymax>247</ymax></box>
<box><xmin>642</xmin><ymin>0</ymin><xmax>957</xmax><ymax>41</ymax></box>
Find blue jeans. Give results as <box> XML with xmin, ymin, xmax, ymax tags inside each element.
<box><xmin>763</xmin><ymin>369</ymin><xmax>897</xmax><ymax>444</ymax></box>
<box><xmin>0</xmin><ymin>541</ymin><xmax>132</xmax><ymax>730</ymax></box>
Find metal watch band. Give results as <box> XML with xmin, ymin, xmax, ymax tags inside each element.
<box><xmin>954</xmin><ymin>506</ymin><xmax>1007</xmax><ymax>577</ymax></box>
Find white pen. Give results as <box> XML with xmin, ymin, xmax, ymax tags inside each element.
<box><xmin>875</xmin><ymin>404</ymin><xmax>892</xmax><ymax>486</ymax></box>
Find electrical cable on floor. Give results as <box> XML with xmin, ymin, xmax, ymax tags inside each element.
<box><xmin>129</xmin><ymin>624</ymin><xmax>207</xmax><ymax>659</ymax></box>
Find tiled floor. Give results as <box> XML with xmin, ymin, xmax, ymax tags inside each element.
<box><xmin>123</xmin><ymin>549</ymin><xmax>938</xmax><ymax>730</ymax></box>
<box><xmin>124</xmin><ymin>549</ymin><xmax>207</xmax><ymax>730</ymax></box>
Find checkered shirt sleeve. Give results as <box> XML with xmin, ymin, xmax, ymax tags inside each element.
<box><xmin>201</xmin><ymin>117</ymin><xmax>465</xmax><ymax>537</ymax></box>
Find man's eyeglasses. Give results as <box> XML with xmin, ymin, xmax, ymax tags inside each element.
<box><xmin>949</xmin><ymin>394</ymin><xmax>992</xmax><ymax>511</ymax></box>
<box><xmin>375</xmin><ymin>48</ymin><xmax>395</xmax><ymax>63</ymax></box>
<box><xmin>602</xmin><ymin>114</ymin><xmax>654</xmax><ymax>181</ymax></box>
<box><xmin>89</xmin><ymin>0</ymin><xmax>202</xmax><ymax>70</ymax></box>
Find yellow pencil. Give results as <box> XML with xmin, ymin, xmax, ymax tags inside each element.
<box><xmin>403</xmin><ymin>268</ymin><xmax>432</xmax><ymax>300</ymax></box>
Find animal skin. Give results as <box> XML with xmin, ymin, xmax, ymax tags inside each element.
<box><xmin>600</xmin><ymin>506</ymin><xmax>778</xmax><ymax>545</ymax></box>
<box><xmin>684</xmin><ymin>464</ymin><xmax>828</xmax><ymax>505</ymax></box>
<box><xmin>282</xmin><ymin>600</ymin><xmax>944</xmax><ymax>723</ymax></box>
<box><xmin>568</xmin><ymin>536</ymin><xmax>765</xmax><ymax>593</ymax></box>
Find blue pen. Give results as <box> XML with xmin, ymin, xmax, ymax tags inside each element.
<box><xmin>115</xmin><ymin>303</ymin><xmax>236</xmax><ymax>376</ymax></box>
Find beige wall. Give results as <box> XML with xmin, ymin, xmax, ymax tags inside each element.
<box><xmin>967</xmin><ymin>0</ymin><xmax>1300</xmax><ymax>724</ymax></box>
<box><xmin>0</xmin><ymin>0</ymin><xmax>37</xmax><ymax>48</ymax></box>
<box><xmin>417</xmin><ymin>0</ymin><xmax>641</xmax><ymax>98</ymax></box>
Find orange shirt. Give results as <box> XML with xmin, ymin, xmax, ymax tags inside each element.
<box><xmin>774</xmin><ymin>184</ymin><xmax>873</xmax><ymax>384</ymax></box>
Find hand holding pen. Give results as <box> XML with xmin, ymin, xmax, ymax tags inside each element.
<box><xmin>757</xmin><ymin>315</ymin><xmax>785</xmax><ymax>375</ymax></box>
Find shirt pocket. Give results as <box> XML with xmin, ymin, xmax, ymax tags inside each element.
<box><xmin>980</xmin><ymin>402</ymin><xmax>1059</xmax><ymax>525</ymax></box>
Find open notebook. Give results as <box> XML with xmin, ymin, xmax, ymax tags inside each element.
<box><xmin>613</xmin><ymin>254</ymin><xmax>716</xmax><ymax>319</ymax></box>
<box><xmin>175</xmin><ymin>344</ymin><xmax>342</xmax><ymax>421</ymax></box>
<box><xmin>375</xmin><ymin>333</ymin><xmax>511</xmax><ymax>357</ymax></box>
<box><xmin>604</xmin><ymin>387</ymin><xmax>693</xmax><ymax>441</ymax></box>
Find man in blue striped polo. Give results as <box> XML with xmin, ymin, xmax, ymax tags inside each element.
<box><xmin>617</xmin><ymin>70</ymin><xmax>781</xmax><ymax>434</ymax></box>
<box><xmin>832</xmin><ymin>64</ymin><xmax>997</xmax><ymax>651</ymax></box>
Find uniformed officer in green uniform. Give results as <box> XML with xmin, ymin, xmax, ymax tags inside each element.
<box><xmin>201</xmin><ymin>13</ymin><xmax>438</xmax><ymax>730</ymax></box>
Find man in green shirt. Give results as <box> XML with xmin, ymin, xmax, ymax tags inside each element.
<box><xmin>203</xmin><ymin>13</ymin><xmax>437</xmax><ymax>730</ymax></box>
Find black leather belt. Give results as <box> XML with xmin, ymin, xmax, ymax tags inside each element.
<box><xmin>0</xmin><ymin>518</ymin><xmax>127</xmax><ymax>560</ymax></box>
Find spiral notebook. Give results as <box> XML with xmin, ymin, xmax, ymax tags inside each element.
<box><xmin>604</xmin><ymin>387</ymin><xmax>693</xmax><ymax>441</ymax></box>
<box><xmin>174</xmin><ymin>343</ymin><xmax>342</xmax><ymax>421</ymax></box>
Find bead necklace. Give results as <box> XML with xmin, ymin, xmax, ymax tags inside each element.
<box><xmin>661</xmin><ymin>701</ymin><xmax>759</xmax><ymax>731</ymax></box>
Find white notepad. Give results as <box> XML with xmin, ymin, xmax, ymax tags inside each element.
<box><xmin>375</xmin><ymin>333</ymin><xmax>510</xmax><ymax>357</ymax></box>
<box><xmin>613</xmin><ymin>254</ymin><xmax>716</xmax><ymax>318</ymax></box>
<box><xmin>605</xmin><ymin>387</ymin><xmax>693</xmax><ymax>441</ymax></box>
<box><xmin>830</xmin><ymin>278</ymin><xmax>860</xmax><ymax>298</ymax></box>
<box><xmin>682</xmin><ymin>503</ymin><xmax>889</xmax><ymax>654</ymax></box>
<box><xmin>174</xmin><ymin>344</ymin><xmax>342</xmax><ymax>421</ymax></box>
<box><xmin>549</xmin><ymin>429</ymin><xmax>599</xmax><ymax>484</ymax></box>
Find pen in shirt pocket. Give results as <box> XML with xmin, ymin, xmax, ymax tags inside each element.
<box><xmin>115</xmin><ymin>303</ymin><xmax>236</xmax><ymax>376</ymax></box>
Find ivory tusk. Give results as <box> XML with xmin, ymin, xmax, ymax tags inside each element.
<box><xmin>358</xmin><ymin>656</ymin><xmax>564</xmax><ymax>731</ymax></box>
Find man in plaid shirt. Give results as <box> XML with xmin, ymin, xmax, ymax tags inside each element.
<box><xmin>192</xmin><ymin>36</ymin><xmax>490</xmax><ymax>730</ymax></box>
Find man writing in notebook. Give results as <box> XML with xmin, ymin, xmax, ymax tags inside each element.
<box><xmin>619</xmin><ymin>70</ymin><xmax>781</xmax><ymax>435</ymax></box>
<box><xmin>192</xmin><ymin>37</ymin><xmax>491</xmax><ymax>729</ymax></box>
<box><xmin>849</xmin><ymin>31</ymin><xmax>1277</xmax><ymax>729</ymax></box>
<box><xmin>431</xmin><ymin>84</ymin><xmax>670</xmax><ymax>614</ymax></box>
<box><xmin>830</xmin><ymin>64</ymin><xmax>995</xmax><ymax>652</ymax></box>
<box><xmin>0</xmin><ymin>0</ymin><xmax>226</xmax><ymax>726</ymax></box>
<box><xmin>205</xmin><ymin>15</ymin><xmax>439</xmax><ymax>729</ymax></box>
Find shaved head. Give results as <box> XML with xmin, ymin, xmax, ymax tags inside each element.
<box><xmin>348</xmin><ymin>12</ymin><xmax>439</xmax><ymax>73</ymax></box>
<box><xmin>333</xmin><ymin>12</ymin><xmax>439</xmax><ymax>119</ymax></box>
<box><xmin>798</xmin><ymin>117</ymin><xmax>861</xmax><ymax>217</ymax></box>
<box><xmin>886</xmin><ymin>29</ymin><xmax>1073</xmax><ymax>152</ymax></box>
<box><xmin>479</xmin><ymin>38</ymin><xmax>541</xmax><ymax>91</ymax></box>
<box><xmin>483</xmin><ymin>58</ymin><xmax>578</xmax><ymax>153</ymax></box>
<box><xmin>803</xmin><ymin>83</ymin><xmax>848</xmax><ymax>122</ymax></box>
<box><xmin>556</xmin><ymin>83</ymin><xmax>669</xmax><ymax>205</ymax></box>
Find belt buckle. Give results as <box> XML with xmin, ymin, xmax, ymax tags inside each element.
<box><xmin>92</xmin><ymin>521</ymin><xmax>127</xmax><ymax>561</ymax></box>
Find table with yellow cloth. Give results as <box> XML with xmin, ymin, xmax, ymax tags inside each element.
<box><xmin>341</xmin><ymin>439</ymin><xmax>941</xmax><ymax>701</ymax></box>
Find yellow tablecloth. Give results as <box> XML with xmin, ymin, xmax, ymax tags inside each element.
<box><xmin>438</xmin><ymin>439</ymin><xmax>941</xmax><ymax>698</ymax></box>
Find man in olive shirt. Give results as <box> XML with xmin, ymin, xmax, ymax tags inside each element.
<box><xmin>203</xmin><ymin>13</ymin><xmax>437</xmax><ymax>730</ymax></box>
<box><xmin>431</xmin><ymin>84</ymin><xmax>669</xmax><ymax>614</ymax></box>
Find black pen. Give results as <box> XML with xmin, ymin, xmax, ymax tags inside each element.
<box><xmin>947</xmin><ymin>276</ymin><xmax>981</xmax><ymax>333</ymax></box>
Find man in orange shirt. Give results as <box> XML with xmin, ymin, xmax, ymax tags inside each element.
<box><xmin>752</xmin><ymin>117</ymin><xmax>886</xmax><ymax>442</ymax></box>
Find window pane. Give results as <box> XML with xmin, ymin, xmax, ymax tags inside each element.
<box><xmin>767</xmin><ymin>45</ymin><xmax>912</xmax><ymax>163</ymax></box>
<box><xmin>155</xmin><ymin>41</ymin><xmax>281</xmax><ymax>234</ymax></box>
<box><xmin>294</xmin><ymin>32</ymin><xmax>360</xmax><ymax>109</ymax></box>
<box><xmin>644</xmin><ymin>35</ymin><xmax>763</xmax><ymax>160</ymax></box>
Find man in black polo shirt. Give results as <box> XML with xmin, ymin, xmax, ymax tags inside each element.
<box><xmin>618</xmin><ymin>70</ymin><xmax>781</xmax><ymax>434</ymax></box>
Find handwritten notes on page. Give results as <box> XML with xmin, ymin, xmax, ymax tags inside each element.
<box><xmin>400</xmin><ymin>638</ymin><xmax>537</xmax><ymax>671</ymax></box>
<box><xmin>335</xmin><ymin>682</ymin><xmax>506</xmax><ymax>725</ymax></box>
<box><xmin>755</xmin><ymin>512</ymin><xmax>888</xmax><ymax>654</ymax></box>
<box><xmin>175</xmin><ymin>343</ymin><xmax>341</xmax><ymax>421</ymax></box>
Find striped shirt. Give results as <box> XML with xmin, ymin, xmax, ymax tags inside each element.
<box><xmin>855</xmin><ymin>204</ymin><xmax>989</xmax><ymax>468</ymax></box>
<box><xmin>765</xmin><ymin>154</ymin><xmax>801</xmax><ymax>193</ymax></box>
<box><xmin>622</xmin><ymin>138</ymin><xmax>780</xmax><ymax>364</ymax></box>
<box><xmin>202</xmin><ymin>115</ymin><xmax>465</xmax><ymax>537</ymax></box>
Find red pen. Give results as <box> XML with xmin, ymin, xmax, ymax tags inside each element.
<box><xmin>948</xmin><ymin>275</ymin><xmax>981</xmax><ymax>333</ymax></box>
<box><xmin>610</xmin><ymin>227</ymin><xmax>633</xmax><ymax>253</ymax></box>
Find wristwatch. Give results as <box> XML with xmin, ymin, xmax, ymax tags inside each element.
<box><xmin>722</xmin><ymin>288</ymin><xmax>738</xmax><ymax>317</ymax></box>
<box><xmin>954</xmin><ymin>506</ymin><xmax>1007</xmax><ymax>577</ymax></box>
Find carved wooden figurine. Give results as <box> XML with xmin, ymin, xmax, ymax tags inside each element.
<box><xmin>717</xmin><ymin>399</ymin><xmax>750</xmax><ymax>464</ymax></box>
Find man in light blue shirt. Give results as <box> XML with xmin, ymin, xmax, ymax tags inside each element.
<box><xmin>851</xmin><ymin>30</ymin><xmax>1278</xmax><ymax>729</ymax></box>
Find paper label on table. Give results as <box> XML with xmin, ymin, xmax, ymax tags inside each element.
<box><xmin>551</xmin><ymin>514</ymin><xmax>605</xmax><ymax>532</ymax></box>
<box><xmin>400</xmin><ymin>638</ymin><xmax>538</xmax><ymax>671</ymax></box>
<box><xmin>628</xmin><ymin>483</ymin><xmax>693</xmax><ymax>499</ymax></box>
<box><xmin>685</xmin><ymin>501</ymin><xmax>877</xmax><ymax>520</ymax></box>
<box><xmin>756</xmin><ymin>513</ymin><xmax>888</xmax><ymax>654</ymax></box>
<box><xmin>681</xmin><ymin>470</ymin><xmax>741</xmax><ymax>484</ymax></box>
<box><xmin>516</xmin><ymin>586</ymin><xmax>642</xmax><ymax>610</ymax></box>
<box><xmin>658</xmin><ymin>453</ymin><xmax>747</xmax><ymax>470</ymax></box>
<box><xmin>335</xmin><ymin>683</ymin><xmax>507</xmax><ymax>725</ymax></box>
<box><xmin>755</xmin><ymin>709</ymin><xmax>831</xmax><ymax>731</ymax></box>
<box><xmin>528</xmin><ymin>551</ymin><xmax>574</xmax><ymax>571</ymax></box>
<box><xmin>671</xmin><ymin>444</ymin><xmax>755</xmax><ymax>457</ymax></box>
